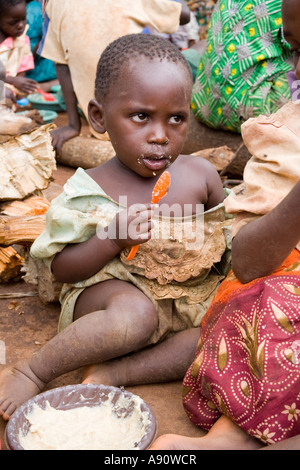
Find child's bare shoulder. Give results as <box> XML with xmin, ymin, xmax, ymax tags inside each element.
<box><xmin>175</xmin><ymin>154</ymin><xmax>224</xmax><ymax>209</ymax></box>
<box><xmin>85</xmin><ymin>158</ymin><xmax>115</xmax><ymax>184</ymax></box>
<box><xmin>176</xmin><ymin>154</ymin><xmax>220</xmax><ymax>178</ymax></box>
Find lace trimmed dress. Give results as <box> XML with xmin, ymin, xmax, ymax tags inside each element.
<box><xmin>30</xmin><ymin>168</ymin><xmax>233</xmax><ymax>345</ymax></box>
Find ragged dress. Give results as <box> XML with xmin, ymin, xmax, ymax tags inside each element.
<box><xmin>30</xmin><ymin>168</ymin><xmax>232</xmax><ymax>345</ymax></box>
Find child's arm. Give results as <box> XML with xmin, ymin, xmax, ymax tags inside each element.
<box><xmin>51</xmin><ymin>203</ymin><xmax>155</xmax><ymax>284</ymax></box>
<box><xmin>203</xmin><ymin>158</ymin><xmax>225</xmax><ymax>210</ymax></box>
<box><xmin>231</xmin><ymin>180</ymin><xmax>300</xmax><ymax>283</ymax></box>
<box><xmin>50</xmin><ymin>63</ymin><xmax>81</xmax><ymax>154</ymax></box>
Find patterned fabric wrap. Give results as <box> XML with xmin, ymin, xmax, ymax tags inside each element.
<box><xmin>186</xmin><ymin>1</ymin><xmax>215</xmax><ymax>39</ymax></box>
<box><xmin>191</xmin><ymin>0</ymin><xmax>293</xmax><ymax>132</ymax></box>
<box><xmin>183</xmin><ymin>250</ymin><xmax>300</xmax><ymax>446</ymax></box>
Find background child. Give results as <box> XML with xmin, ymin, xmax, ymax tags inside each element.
<box><xmin>0</xmin><ymin>33</ymin><xmax>232</xmax><ymax>420</ymax></box>
<box><xmin>150</xmin><ymin>0</ymin><xmax>300</xmax><ymax>451</ymax></box>
<box><xmin>0</xmin><ymin>0</ymin><xmax>37</xmax><ymax>96</ymax></box>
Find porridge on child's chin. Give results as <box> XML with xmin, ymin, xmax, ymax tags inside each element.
<box><xmin>18</xmin><ymin>392</ymin><xmax>151</xmax><ymax>450</ymax></box>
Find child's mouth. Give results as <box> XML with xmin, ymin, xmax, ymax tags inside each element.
<box><xmin>142</xmin><ymin>155</ymin><xmax>169</xmax><ymax>171</ymax></box>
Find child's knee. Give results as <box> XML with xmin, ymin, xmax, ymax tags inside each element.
<box><xmin>121</xmin><ymin>298</ymin><xmax>158</xmax><ymax>344</ymax></box>
<box><xmin>135</xmin><ymin>300</ymin><xmax>158</xmax><ymax>334</ymax></box>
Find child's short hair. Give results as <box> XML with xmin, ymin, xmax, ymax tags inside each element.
<box><xmin>95</xmin><ymin>33</ymin><xmax>193</xmax><ymax>102</ymax></box>
<box><xmin>0</xmin><ymin>0</ymin><xmax>25</xmax><ymax>14</ymax></box>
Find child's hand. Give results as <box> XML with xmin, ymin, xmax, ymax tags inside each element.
<box><xmin>106</xmin><ymin>203</ymin><xmax>156</xmax><ymax>249</ymax></box>
<box><xmin>11</xmin><ymin>76</ymin><xmax>37</xmax><ymax>94</ymax></box>
<box><xmin>51</xmin><ymin>126</ymin><xmax>81</xmax><ymax>154</ymax></box>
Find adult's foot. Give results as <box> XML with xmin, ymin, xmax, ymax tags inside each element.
<box><xmin>150</xmin><ymin>415</ymin><xmax>263</xmax><ymax>450</ymax></box>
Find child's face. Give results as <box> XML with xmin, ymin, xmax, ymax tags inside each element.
<box><xmin>0</xmin><ymin>1</ymin><xmax>27</xmax><ymax>38</ymax></box>
<box><xmin>282</xmin><ymin>0</ymin><xmax>300</xmax><ymax>78</ymax></box>
<box><xmin>96</xmin><ymin>57</ymin><xmax>192</xmax><ymax>178</ymax></box>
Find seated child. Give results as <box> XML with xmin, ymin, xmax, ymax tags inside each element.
<box><xmin>0</xmin><ymin>33</ymin><xmax>233</xmax><ymax>420</ymax></box>
<box><xmin>0</xmin><ymin>0</ymin><xmax>37</xmax><ymax>96</ymax></box>
<box><xmin>150</xmin><ymin>0</ymin><xmax>300</xmax><ymax>451</ymax></box>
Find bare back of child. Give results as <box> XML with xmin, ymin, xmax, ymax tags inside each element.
<box><xmin>0</xmin><ymin>34</ymin><xmax>225</xmax><ymax>421</ymax></box>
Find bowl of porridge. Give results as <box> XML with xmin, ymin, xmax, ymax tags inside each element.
<box><xmin>5</xmin><ymin>384</ymin><xmax>157</xmax><ymax>450</ymax></box>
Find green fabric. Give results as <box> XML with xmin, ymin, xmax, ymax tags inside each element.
<box><xmin>191</xmin><ymin>0</ymin><xmax>293</xmax><ymax>132</ymax></box>
<box><xmin>182</xmin><ymin>48</ymin><xmax>201</xmax><ymax>81</ymax></box>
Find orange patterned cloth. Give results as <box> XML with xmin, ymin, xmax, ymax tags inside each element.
<box><xmin>183</xmin><ymin>249</ymin><xmax>300</xmax><ymax>445</ymax></box>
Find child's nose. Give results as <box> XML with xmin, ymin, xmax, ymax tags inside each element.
<box><xmin>148</xmin><ymin>124</ymin><xmax>169</xmax><ymax>145</ymax></box>
<box><xmin>16</xmin><ymin>21</ymin><xmax>25</xmax><ymax>33</ymax></box>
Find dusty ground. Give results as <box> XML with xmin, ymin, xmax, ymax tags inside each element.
<box><xmin>0</xmin><ymin>277</ymin><xmax>203</xmax><ymax>450</ymax></box>
<box><xmin>0</xmin><ymin>112</ymin><xmax>206</xmax><ymax>450</ymax></box>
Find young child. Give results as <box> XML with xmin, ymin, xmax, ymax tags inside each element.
<box><xmin>150</xmin><ymin>0</ymin><xmax>300</xmax><ymax>451</ymax></box>
<box><xmin>0</xmin><ymin>0</ymin><xmax>37</xmax><ymax>96</ymax></box>
<box><xmin>0</xmin><ymin>33</ymin><xmax>232</xmax><ymax>420</ymax></box>
<box><xmin>39</xmin><ymin>0</ymin><xmax>189</xmax><ymax>154</ymax></box>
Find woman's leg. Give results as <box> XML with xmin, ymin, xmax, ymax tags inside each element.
<box><xmin>82</xmin><ymin>327</ymin><xmax>200</xmax><ymax>386</ymax></box>
<box><xmin>0</xmin><ymin>280</ymin><xmax>158</xmax><ymax>420</ymax></box>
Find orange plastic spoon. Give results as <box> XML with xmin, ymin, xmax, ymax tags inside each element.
<box><xmin>127</xmin><ymin>171</ymin><xmax>171</xmax><ymax>260</ymax></box>
<box><xmin>37</xmin><ymin>87</ymin><xmax>56</xmax><ymax>102</ymax></box>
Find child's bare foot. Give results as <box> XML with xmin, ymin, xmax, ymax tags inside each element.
<box><xmin>0</xmin><ymin>360</ymin><xmax>46</xmax><ymax>420</ymax></box>
<box><xmin>150</xmin><ymin>415</ymin><xmax>263</xmax><ymax>450</ymax></box>
<box><xmin>82</xmin><ymin>361</ymin><xmax>125</xmax><ymax>387</ymax></box>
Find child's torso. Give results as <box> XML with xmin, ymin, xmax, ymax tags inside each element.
<box><xmin>87</xmin><ymin>155</ymin><xmax>212</xmax><ymax>215</ymax></box>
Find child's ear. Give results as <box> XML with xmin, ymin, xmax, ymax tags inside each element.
<box><xmin>88</xmin><ymin>99</ymin><xmax>106</xmax><ymax>134</ymax></box>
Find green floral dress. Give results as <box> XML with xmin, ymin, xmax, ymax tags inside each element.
<box><xmin>191</xmin><ymin>0</ymin><xmax>293</xmax><ymax>132</ymax></box>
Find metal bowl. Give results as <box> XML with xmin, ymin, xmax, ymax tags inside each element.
<box><xmin>5</xmin><ymin>384</ymin><xmax>157</xmax><ymax>450</ymax></box>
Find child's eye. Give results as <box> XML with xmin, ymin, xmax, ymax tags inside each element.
<box><xmin>169</xmin><ymin>115</ymin><xmax>183</xmax><ymax>124</ymax></box>
<box><xmin>131</xmin><ymin>113</ymin><xmax>148</xmax><ymax>122</ymax></box>
<box><xmin>9</xmin><ymin>16</ymin><xmax>26</xmax><ymax>25</ymax></box>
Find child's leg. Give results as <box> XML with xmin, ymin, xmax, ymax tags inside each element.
<box><xmin>150</xmin><ymin>415</ymin><xmax>262</xmax><ymax>450</ymax></box>
<box><xmin>0</xmin><ymin>280</ymin><xmax>158</xmax><ymax>420</ymax></box>
<box><xmin>81</xmin><ymin>327</ymin><xmax>200</xmax><ymax>386</ymax></box>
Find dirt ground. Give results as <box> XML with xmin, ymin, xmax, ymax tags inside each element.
<box><xmin>0</xmin><ymin>112</ymin><xmax>206</xmax><ymax>450</ymax></box>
